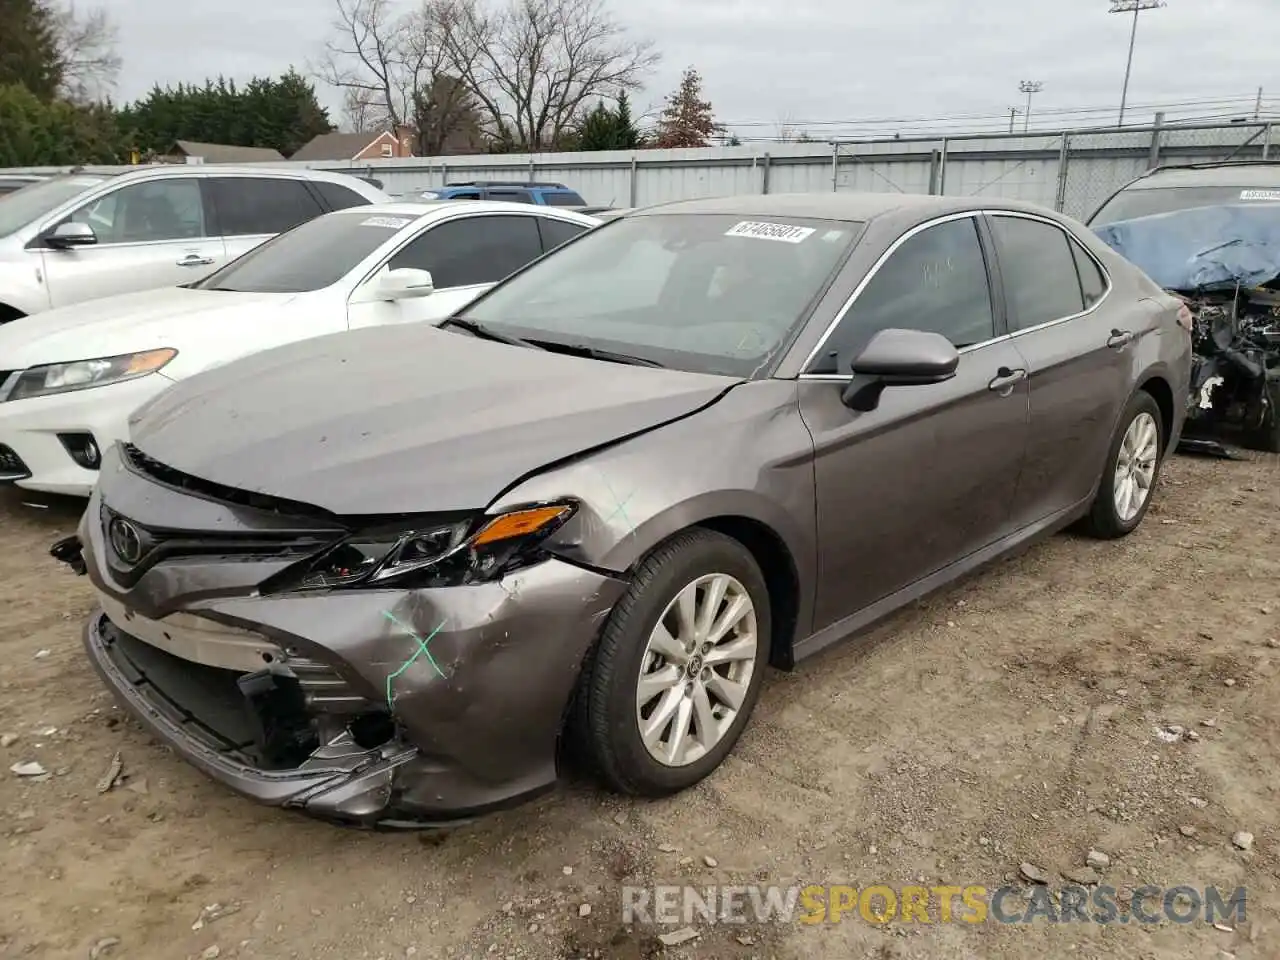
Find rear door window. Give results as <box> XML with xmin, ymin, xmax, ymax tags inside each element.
<box><xmin>543</xmin><ymin>192</ymin><xmax>586</xmax><ymax>206</ymax></box>
<box><xmin>387</xmin><ymin>214</ymin><xmax>544</xmax><ymax>287</ymax></box>
<box><xmin>209</xmin><ymin>177</ymin><xmax>326</xmax><ymax>236</ymax></box>
<box><xmin>989</xmin><ymin>215</ymin><xmax>1086</xmax><ymax>331</ymax></box>
<box><xmin>484</xmin><ymin>188</ymin><xmax>536</xmax><ymax>203</ymax></box>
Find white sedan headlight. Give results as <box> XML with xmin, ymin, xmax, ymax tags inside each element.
<box><xmin>8</xmin><ymin>348</ymin><xmax>177</xmax><ymax>401</ymax></box>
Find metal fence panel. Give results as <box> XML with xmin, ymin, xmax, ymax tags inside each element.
<box><xmin>2</xmin><ymin>121</ymin><xmax>1274</xmax><ymax>214</ymax></box>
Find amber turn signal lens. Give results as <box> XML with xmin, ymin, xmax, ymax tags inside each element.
<box><xmin>472</xmin><ymin>505</ymin><xmax>573</xmax><ymax>545</ymax></box>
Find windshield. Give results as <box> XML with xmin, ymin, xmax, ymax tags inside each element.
<box><xmin>0</xmin><ymin>175</ymin><xmax>108</xmax><ymax>238</ymax></box>
<box><xmin>195</xmin><ymin>210</ymin><xmax>418</xmax><ymax>293</ymax></box>
<box><xmin>460</xmin><ymin>213</ymin><xmax>862</xmax><ymax>376</ymax></box>
<box><xmin>1090</xmin><ymin>184</ymin><xmax>1280</xmax><ymax>226</ymax></box>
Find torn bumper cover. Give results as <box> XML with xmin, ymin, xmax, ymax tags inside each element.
<box><xmin>61</xmin><ymin>472</ymin><xmax>628</xmax><ymax>827</ymax></box>
<box><xmin>1094</xmin><ymin>204</ymin><xmax>1280</xmax><ymax>451</ymax></box>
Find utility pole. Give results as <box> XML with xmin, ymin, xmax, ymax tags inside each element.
<box><xmin>1110</xmin><ymin>0</ymin><xmax>1166</xmax><ymax>127</ymax></box>
<box><xmin>1018</xmin><ymin>81</ymin><xmax>1043</xmax><ymax>133</ymax></box>
<box><xmin>1255</xmin><ymin>87</ymin><xmax>1264</xmax><ymax>121</ymax></box>
<box><xmin>1008</xmin><ymin>107</ymin><xmax>1020</xmax><ymax>134</ymax></box>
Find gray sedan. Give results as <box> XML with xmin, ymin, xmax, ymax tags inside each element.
<box><xmin>54</xmin><ymin>193</ymin><xmax>1191</xmax><ymax>827</ymax></box>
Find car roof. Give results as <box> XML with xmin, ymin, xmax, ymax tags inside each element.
<box><xmin>327</xmin><ymin>199</ymin><xmax>600</xmax><ymax>222</ymax></box>
<box><xmin>629</xmin><ymin>192</ymin><xmax>1059</xmax><ymax>224</ymax></box>
<box><xmin>1124</xmin><ymin>162</ymin><xmax>1280</xmax><ymax>190</ymax></box>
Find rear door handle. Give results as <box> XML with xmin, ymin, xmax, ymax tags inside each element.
<box><xmin>1107</xmin><ymin>328</ymin><xmax>1135</xmax><ymax>349</ymax></box>
<box><xmin>177</xmin><ymin>255</ymin><xmax>215</xmax><ymax>267</ymax></box>
<box><xmin>987</xmin><ymin>366</ymin><xmax>1027</xmax><ymax>395</ymax></box>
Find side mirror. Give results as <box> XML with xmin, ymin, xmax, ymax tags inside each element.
<box><xmin>840</xmin><ymin>328</ymin><xmax>959</xmax><ymax>411</ymax></box>
<box><xmin>45</xmin><ymin>221</ymin><xmax>97</xmax><ymax>249</ymax></box>
<box><xmin>377</xmin><ymin>267</ymin><xmax>435</xmax><ymax>301</ymax></box>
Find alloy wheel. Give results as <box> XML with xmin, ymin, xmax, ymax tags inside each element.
<box><xmin>1113</xmin><ymin>411</ymin><xmax>1159</xmax><ymax>523</ymax></box>
<box><xmin>634</xmin><ymin>573</ymin><xmax>758</xmax><ymax>767</ymax></box>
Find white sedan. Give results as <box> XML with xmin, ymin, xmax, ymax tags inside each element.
<box><xmin>0</xmin><ymin>201</ymin><xmax>598</xmax><ymax>496</ymax></box>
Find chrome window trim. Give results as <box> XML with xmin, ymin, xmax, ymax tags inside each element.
<box><xmin>796</xmin><ymin>208</ymin><xmax>1114</xmax><ymax>380</ymax></box>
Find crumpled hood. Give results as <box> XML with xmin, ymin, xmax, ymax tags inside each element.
<box><xmin>129</xmin><ymin>323</ymin><xmax>740</xmax><ymax>515</ymax></box>
<box><xmin>1093</xmin><ymin>203</ymin><xmax>1280</xmax><ymax>291</ymax></box>
<box><xmin>0</xmin><ymin>286</ymin><xmax>294</xmax><ymax>369</ymax></box>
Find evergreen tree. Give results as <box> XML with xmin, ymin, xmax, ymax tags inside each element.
<box><xmin>0</xmin><ymin>82</ymin><xmax>128</xmax><ymax>165</ymax></box>
<box><xmin>123</xmin><ymin>70</ymin><xmax>334</xmax><ymax>156</ymax></box>
<box><xmin>0</xmin><ymin>0</ymin><xmax>63</xmax><ymax>101</ymax></box>
<box><xmin>655</xmin><ymin>67</ymin><xmax>721</xmax><ymax>149</ymax></box>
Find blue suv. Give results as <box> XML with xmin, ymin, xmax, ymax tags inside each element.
<box><xmin>411</xmin><ymin>181</ymin><xmax>587</xmax><ymax>206</ymax></box>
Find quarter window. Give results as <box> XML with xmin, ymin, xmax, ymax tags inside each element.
<box><xmin>68</xmin><ymin>178</ymin><xmax>206</xmax><ymax>244</ymax></box>
<box><xmin>387</xmin><ymin>215</ymin><xmax>544</xmax><ymax>287</ymax></box>
<box><xmin>313</xmin><ymin>181</ymin><xmax>372</xmax><ymax>211</ymax></box>
<box><xmin>990</xmin><ymin>215</ymin><xmax>1086</xmax><ymax>331</ymax></box>
<box><xmin>810</xmin><ymin>217</ymin><xmax>994</xmax><ymax>374</ymax></box>
<box><xmin>210</xmin><ymin>177</ymin><xmax>326</xmax><ymax>236</ymax></box>
<box><xmin>1071</xmin><ymin>240</ymin><xmax>1107</xmax><ymax>308</ymax></box>
<box><xmin>538</xmin><ymin>217</ymin><xmax>588</xmax><ymax>252</ymax></box>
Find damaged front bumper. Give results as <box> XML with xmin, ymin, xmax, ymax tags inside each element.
<box><xmin>1180</xmin><ymin>287</ymin><xmax>1280</xmax><ymax>453</ymax></box>
<box><xmin>62</xmin><ymin>476</ymin><xmax>628</xmax><ymax>828</ymax></box>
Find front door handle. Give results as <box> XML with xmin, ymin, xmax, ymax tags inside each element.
<box><xmin>1107</xmin><ymin>328</ymin><xmax>1135</xmax><ymax>349</ymax></box>
<box><xmin>176</xmin><ymin>255</ymin><xmax>215</xmax><ymax>267</ymax></box>
<box><xmin>987</xmin><ymin>366</ymin><xmax>1027</xmax><ymax>395</ymax></box>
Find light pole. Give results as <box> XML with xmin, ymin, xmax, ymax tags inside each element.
<box><xmin>1110</xmin><ymin>0</ymin><xmax>1166</xmax><ymax>127</ymax></box>
<box><xmin>1018</xmin><ymin>81</ymin><xmax>1043</xmax><ymax>133</ymax></box>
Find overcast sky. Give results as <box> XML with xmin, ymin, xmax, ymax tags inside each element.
<box><xmin>111</xmin><ymin>0</ymin><xmax>1276</xmax><ymax>139</ymax></box>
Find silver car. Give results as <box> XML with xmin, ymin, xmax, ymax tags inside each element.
<box><xmin>0</xmin><ymin>167</ymin><xmax>388</xmax><ymax>323</ymax></box>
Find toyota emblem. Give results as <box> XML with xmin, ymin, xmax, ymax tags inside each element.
<box><xmin>108</xmin><ymin>517</ymin><xmax>143</xmax><ymax>565</ymax></box>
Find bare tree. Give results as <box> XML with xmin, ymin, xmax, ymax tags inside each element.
<box><xmin>341</xmin><ymin>87</ymin><xmax>382</xmax><ymax>132</ymax></box>
<box><xmin>53</xmin><ymin>2</ymin><xmax>121</xmax><ymax>102</ymax></box>
<box><xmin>438</xmin><ymin>0</ymin><xmax>659</xmax><ymax>150</ymax></box>
<box><xmin>314</xmin><ymin>0</ymin><xmax>411</xmax><ymax>129</ymax></box>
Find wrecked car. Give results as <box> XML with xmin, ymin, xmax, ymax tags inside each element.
<box><xmin>1093</xmin><ymin>201</ymin><xmax>1280</xmax><ymax>452</ymax></box>
<box><xmin>53</xmin><ymin>194</ymin><xmax>1189</xmax><ymax>827</ymax></box>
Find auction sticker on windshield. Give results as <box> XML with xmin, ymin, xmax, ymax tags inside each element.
<box><xmin>360</xmin><ymin>216</ymin><xmax>414</xmax><ymax>229</ymax></box>
<box><xmin>1240</xmin><ymin>190</ymin><xmax>1280</xmax><ymax>201</ymax></box>
<box><xmin>725</xmin><ymin>221</ymin><xmax>816</xmax><ymax>243</ymax></box>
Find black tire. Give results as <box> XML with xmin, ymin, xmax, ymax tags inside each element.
<box><xmin>1081</xmin><ymin>390</ymin><xmax>1165</xmax><ymax>540</ymax></box>
<box><xmin>572</xmin><ymin>528</ymin><xmax>771</xmax><ymax>797</ymax></box>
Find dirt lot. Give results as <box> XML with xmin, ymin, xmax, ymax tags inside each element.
<box><xmin>1</xmin><ymin>453</ymin><xmax>1277</xmax><ymax>960</ymax></box>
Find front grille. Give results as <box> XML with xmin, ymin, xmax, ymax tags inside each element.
<box><xmin>0</xmin><ymin>443</ymin><xmax>30</xmax><ymax>480</ymax></box>
<box><xmin>98</xmin><ymin>501</ymin><xmax>334</xmax><ymax>587</ymax></box>
<box><xmin>121</xmin><ymin>443</ymin><xmax>335</xmax><ymax>521</ymax></box>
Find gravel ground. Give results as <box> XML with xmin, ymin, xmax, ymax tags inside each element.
<box><xmin>0</xmin><ymin>451</ymin><xmax>1277</xmax><ymax>960</ymax></box>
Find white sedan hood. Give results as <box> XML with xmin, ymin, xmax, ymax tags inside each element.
<box><xmin>0</xmin><ymin>286</ymin><xmax>299</xmax><ymax>370</ymax></box>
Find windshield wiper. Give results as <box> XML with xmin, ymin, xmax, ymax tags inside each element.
<box><xmin>439</xmin><ymin>316</ymin><xmax>541</xmax><ymax>349</ymax></box>
<box><xmin>525</xmin><ymin>339</ymin><xmax>665</xmax><ymax>368</ymax></box>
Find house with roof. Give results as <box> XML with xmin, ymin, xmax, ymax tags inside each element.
<box><xmin>290</xmin><ymin>129</ymin><xmax>416</xmax><ymax>162</ymax></box>
<box><xmin>166</xmin><ymin>140</ymin><xmax>287</xmax><ymax>163</ymax></box>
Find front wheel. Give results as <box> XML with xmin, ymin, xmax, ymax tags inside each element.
<box><xmin>572</xmin><ymin>529</ymin><xmax>771</xmax><ymax>796</ymax></box>
<box><xmin>1081</xmin><ymin>390</ymin><xmax>1165</xmax><ymax>539</ymax></box>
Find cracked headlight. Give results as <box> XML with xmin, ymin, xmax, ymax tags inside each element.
<box><xmin>261</xmin><ymin>502</ymin><xmax>577</xmax><ymax>594</ymax></box>
<box><xmin>8</xmin><ymin>348</ymin><xmax>177</xmax><ymax>401</ymax></box>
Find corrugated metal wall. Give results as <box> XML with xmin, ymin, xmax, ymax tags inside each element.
<box><xmin>4</xmin><ymin>121</ymin><xmax>1273</xmax><ymax>221</ymax></box>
